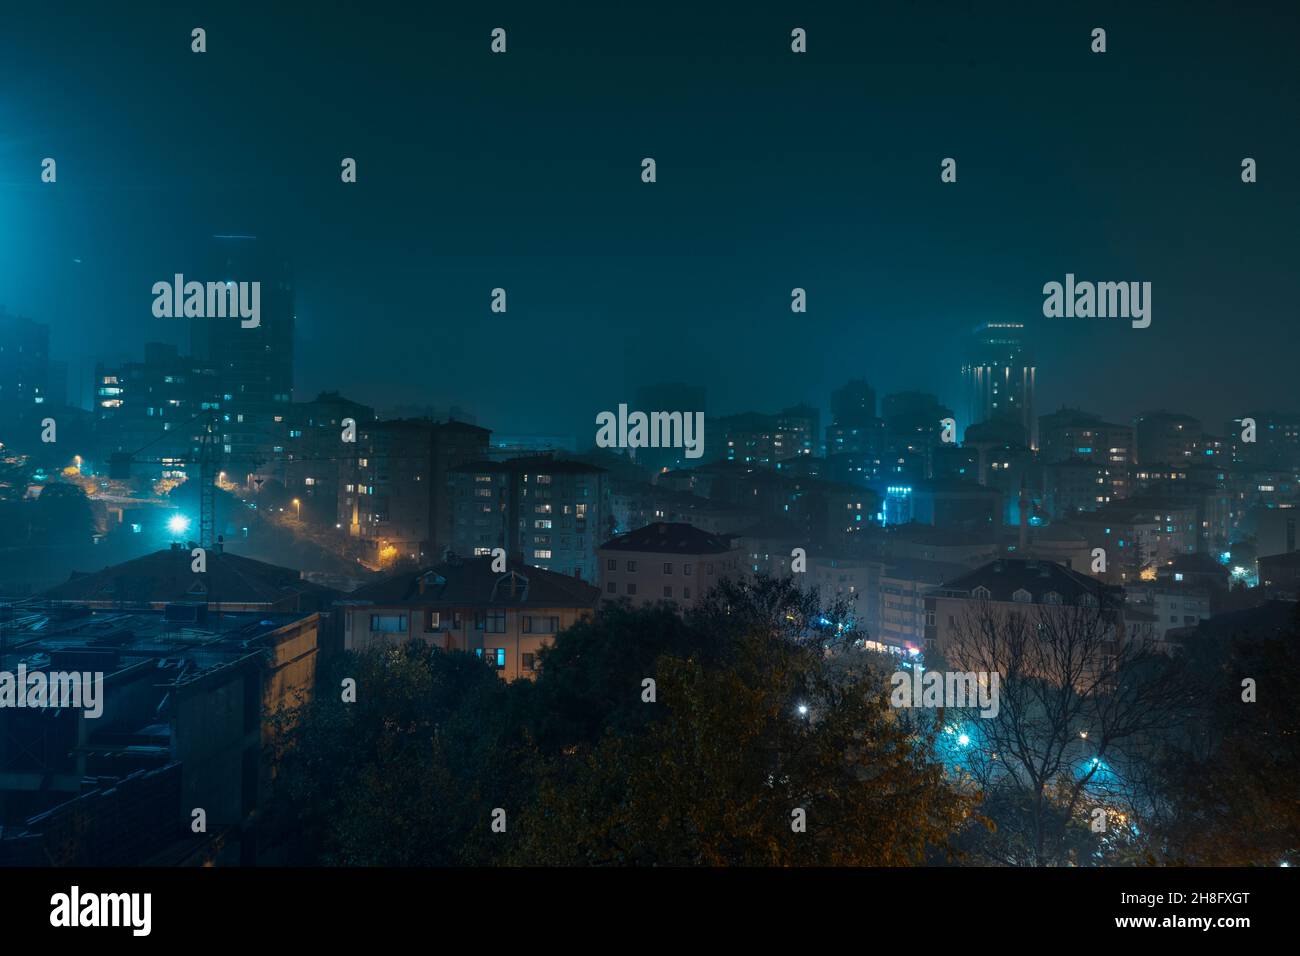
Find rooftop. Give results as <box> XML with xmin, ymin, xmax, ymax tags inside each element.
<box><xmin>39</xmin><ymin>547</ymin><xmax>336</xmax><ymax>610</ymax></box>
<box><xmin>886</xmin><ymin>524</ymin><xmax>997</xmax><ymax>548</ymax></box>
<box><xmin>935</xmin><ymin>557</ymin><xmax>1118</xmax><ymax>605</ymax></box>
<box><xmin>599</xmin><ymin>521</ymin><xmax>736</xmax><ymax>556</ymax></box>
<box><xmin>452</xmin><ymin>456</ymin><xmax>606</xmax><ymax>476</ymax></box>
<box><xmin>1259</xmin><ymin>550</ymin><xmax>1300</xmax><ymax>569</ymax></box>
<box><xmin>0</xmin><ymin>604</ymin><xmax>314</xmax><ymax>678</ymax></box>
<box><xmin>345</xmin><ymin>555</ymin><xmax>601</xmax><ymax>607</ymax></box>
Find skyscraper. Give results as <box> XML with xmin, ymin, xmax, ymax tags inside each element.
<box><xmin>190</xmin><ymin>236</ymin><xmax>295</xmax><ymax>480</ymax></box>
<box><xmin>961</xmin><ymin>322</ymin><xmax>1036</xmax><ymax>450</ymax></box>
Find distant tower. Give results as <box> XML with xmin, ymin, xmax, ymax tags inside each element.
<box><xmin>962</xmin><ymin>322</ymin><xmax>1036</xmax><ymax>450</ymax></box>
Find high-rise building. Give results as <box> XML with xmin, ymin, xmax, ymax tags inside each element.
<box><xmin>0</xmin><ymin>310</ymin><xmax>51</xmax><ymax>430</ymax></box>
<box><xmin>340</xmin><ymin>419</ymin><xmax>491</xmax><ymax>566</ymax></box>
<box><xmin>1133</xmin><ymin>411</ymin><xmax>1201</xmax><ymax>466</ymax></box>
<box><xmin>190</xmin><ymin>236</ymin><xmax>295</xmax><ymax>480</ymax></box>
<box><xmin>93</xmin><ymin>343</ymin><xmax>223</xmax><ymax>475</ymax></box>
<box><xmin>1039</xmin><ymin>407</ymin><xmax>1133</xmax><ymax>500</ymax></box>
<box><xmin>961</xmin><ymin>322</ymin><xmax>1036</xmax><ymax>449</ymax></box>
<box><xmin>831</xmin><ymin>379</ymin><xmax>877</xmax><ymax>426</ymax></box>
<box><xmin>259</xmin><ymin>391</ymin><xmax>376</xmax><ymax>526</ymax></box>
<box><xmin>881</xmin><ymin>391</ymin><xmax>953</xmax><ymax>481</ymax></box>
<box><xmin>1226</xmin><ymin>411</ymin><xmax>1300</xmax><ymax>468</ymax></box>
<box><xmin>706</xmin><ymin>410</ymin><xmax>816</xmax><ymax>466</ymax></box>
<box><xmin>449</xmin><ymin>456</ymin><xmax>610</xmax><ymax>581</ymax></box>
<box><xmin>826</xmin><ymin>380</ymin><xmax>883</xmax><ymax>482</ymax></box>
<box><xmin>1039</xmin><ymin>408</ymin><xmax>1132</xmax><ymax>464</ymax></box>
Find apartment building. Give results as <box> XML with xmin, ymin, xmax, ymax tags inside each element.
<box><xmin>342</xmin><ymin>554</ymin><xmax>600</xmax><ymax>681</ymax></box>
<box><xmin>597</xmin><ymin>521</ymin><xmax>742</xmax><ymax>609</ymax></box>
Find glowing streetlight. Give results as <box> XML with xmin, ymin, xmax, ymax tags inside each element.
<box><xmin>293</xmin><ymin>498</ymin><xmax>301</xmax><ymax>521</ymax></box>
<box><xmin>168</xmin><ymin>514</ymin><xmax>191</xmax><ymax>537</ymax></box>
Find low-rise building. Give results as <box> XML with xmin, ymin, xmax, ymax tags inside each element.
<box><xmin>923</xmin><ymin>558</ymin><xmax>1130</xmax><ymax>669</ymax></box>
<box><xmin>341</xmin><ymin>554</ymin><xmax>600</xmax><ymax>681</ymax></box>
<box><xmin>41</xmin><ymin>544</ymin><xmax>338</xmax><ymax>613</ymax></box>
<box><xmin>0</xmin><ymin>605</ymin><xmax>321</xmax><ymax>865</ymax></box>
<box><xmin>598</xmin><ymin>522</ymin><xmax>742</xmax><ymax>610</ymax></box>
<box><xmin>875</xmin><ymin>558</ymin><xmax>968</xmax><ymax>655</ymax></box>
<box><xmin>1258</xmin><ymin>550</ymin><xmax>1300</xmax><ymax>601</ymax></box>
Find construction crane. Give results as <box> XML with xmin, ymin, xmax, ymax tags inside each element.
<box><xmin>108</xmin><ymin>409</ymin><xmax>248</xmax><ymax>550</ymax></box>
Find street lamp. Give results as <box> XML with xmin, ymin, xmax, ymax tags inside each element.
<box><xmin>293</xmin><ymin>498</ymin><xmax>301</xmax><ymax>521</ymax></box>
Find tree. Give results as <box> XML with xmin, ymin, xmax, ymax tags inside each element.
<box><xmin>31</xmin><ymin>481</ymin><xmax>94</xmax><ymax>546</ymax></box>
<box><xmin>515</xmin><ymin>577</ymin><xmax>973</xmax><ymax>865</ymax></box>
<box><xmin>270</xmin><ymin>575</ymin><xmax>974</xmax><ymax>866</ymax></box>
<box><xmin>269</xmin><ymin>642</ymin><xmax>535</xmax><ymax>865</ymax></box>
<box><xmin>1153</xmin><ymin>605</ymin><xmax>1300</xmax><ymax>865</ymax></box>
<box><xmin>940</xmin><ymin>594</ymin><xmax>1193</xmax><ymax>866</ymax></box>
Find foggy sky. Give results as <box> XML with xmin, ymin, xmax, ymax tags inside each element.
<box><xmin>1</xmin><ymin>1</ymin><xmax>1296</xmax><ymax>441</ymax></box>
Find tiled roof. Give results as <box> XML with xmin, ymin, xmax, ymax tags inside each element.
<box><xmin>42</xmin><ymin>548</ymin><xmax>336</xmax><ymax>608</ymax></box>
<box><xmin>599</xmin><ymin>521</ymin><xmax>735</xmax><ymax>555</ymax></box>
<box><xmin>935</xmin><ymin>558</ymin><xmax>1117</xmax><ymax>604</ymax></box>
<box><xmin>346</xmin><ymin>555</ymin><xmax>600</xmax><ymax>608</ymax></box>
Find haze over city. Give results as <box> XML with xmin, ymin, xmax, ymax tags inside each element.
<box><xmin>1</xmin><ymin>2</ymin><xmax>1297</xmax><ymax>436</ymax></box>
<box><xmin>0</xmin><ymin>1</ymin><xmax>1295</xmax><ymax>933</ymax></box>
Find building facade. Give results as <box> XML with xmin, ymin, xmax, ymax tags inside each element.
<box><xmin>597</xmin><ymin>521</ymin><xmax>742</xmax><ymax>609</ymax></box>
<box><xmin>342</xmin><ymin>555</ymin><xmax>600</xmax><ymax>681</ymax></box>
<box><xmin>449</xmin><ymin>456</ymin><xmax>609</xmax><ymax>581</ymax></box>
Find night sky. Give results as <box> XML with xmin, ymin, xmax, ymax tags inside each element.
<box><xmin>1</xmin><ymin>1</ymin><xmax>1296</xmax><ymax>439</ymax></box>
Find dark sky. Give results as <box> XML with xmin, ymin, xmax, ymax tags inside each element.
<box><xmin>1</xmin><ymin>1</ymin><xmax>1296</xmax><ymax>440</ymax></box>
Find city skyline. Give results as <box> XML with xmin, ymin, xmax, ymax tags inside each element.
<box><xmin>1</xmin><ymin>0</ymin><xmax>1298</xmax><ymax>907</ymax></box>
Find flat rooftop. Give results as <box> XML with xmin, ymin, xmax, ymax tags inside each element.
<box><xmin>0</xmin><ymin>604</ymin><xmax>312</xmax><ymax>677</ymax></box>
